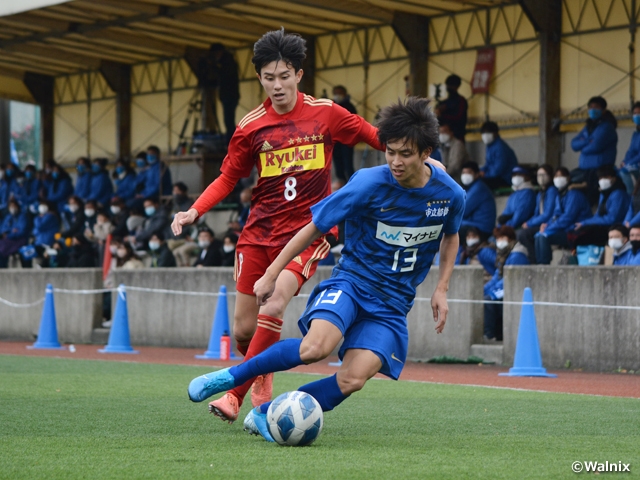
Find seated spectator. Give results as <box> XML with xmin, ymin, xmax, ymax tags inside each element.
<box><xmin>483</xmin><ymin>226</ymin><xmax>529</xmax><ymax>342</ymax></box>
<box><xmin>88</xmin><ymin>158</ymin><xmax>113</xmax><ymax>208</ymax></box>
<box><xmin>227</xmin><ymin>219</ymin><xmax>243</xmax><ymax>237</ymax></box>
<box><xmin>479</xmin><ymin>121</ymin><xmax>518</xmax><ymax>190</ymax></box>
<box><xmin>125</xmin><ymin>207</ymin><xmax>146</xmax><ymax>241</ymax></box>
<box><xmin>497</xmin><ymin>166</ymin><xmax>537</xmax><ymax>230</ymax></box>
<box><xmin>619</xmin><ymin>102</ymin><xmax>640</xmax><ymax>194</ymax></box>
<box><xmin>193</xmin><ymin>227</ymin><xmax>223</xmax><ymax>267</ymax></box>
<box><xmin>571</xmin><ymin>95</ymin><xmax>617</xmax><ymax>205</ymax></box>
<box><xmin>33</xmin><ymin>201</ymin><xmax>59</xmax><ymax>248</ymax></box>
<box><xmin>437</xmin><ymin>122</ymin><xmax>469</xmax><ymax>182</ymax></box>
<box><xmin>138</xmin><ymin>145</ymin><xmax>172</xmax><ymax>201</ymax></box>
<box><xmin>459</xmin><ymin>161</ymin><xmax>496</xmax><ymax>242</ymax></box>
<box><xmin>624</xmin><ymin>178</ymin><xmax>640</xmax><ymax>227</ymax></box>
<box><xmin>109</xmin><ymin>197</ymin><xmax>130</xmax><ymax>238</ymax></box>
<box><xmin>66</xmin><ymin>234</ymin><xmax>97</xmax><ymax>268</ymax></box>
<box><xmin>45</xmin><ymin>163</ymin><xmax>73</xmax><ymax>214</ymax></box>
<box><xmin>168</xmin><ymin>182</ymin><xmax>194</xmax><ymax>243</ymax></box>
<box><xmin>83</xmin><ymin>200</ymin><xmax>99</xmax><ymax>232</ymax></box>
<box><xmin>12</xmin><ymin>165</ymin><xmax>41</xmax><ymax>214</ymax></box>
<box><xmin>132</xmin><ymin>198</ymin><xmax>169</xmax><ymax>247</ymax></box>
<box><xmin>221</xmin><ymin>232</ymin><xmax>238</xmax><ymax>267</ymax></box>
<box><xmin>608</xmin><ymin>224</ymin><xmax>633</xmax><ymax>265</ymax></box>
<box><xmin>628</xmin><ymin>224</ymin><xmax>640</xmax><ymax>265</ymax></box>
<box><xmin>458</xmin><ymin>227</ymin><xmax>496</xmax><ymax>280</ymax></box>
<box><xmin>74</xmin><ymin>157</ymin><xmax>92</xmax><ymax>202</ymax></box>
<box><xmin>535</xmin><ymin>167</ymin><xmax>592</xmax><ymax>264</ymax></box>
<box><xmin>114</xmin><ymin>242</ymin><xmax>144</xmax><ymax>270</ymax></box>
<box><xmin>148</xmin><ymin>232</ymin><xmax>176</xmax><ymax>267</ymax></box>
<box><xmin>238</xmin><ymin>187</ymin><xmax>252</xmax><ymax>228</ymax></box>
<box><xmin>133</xmin><ymin>152</ymin><xmax>148</xmax><ymax>205</ymax></box>
<box><xmin>113</xmin><ymin>158</ymin><xmax>138</xmax><ymax>206</ymax></box>
<box><xmin>0</xmin><ymin>164</ymin><xmax>17</xmax><ymax>216</ymax></box>
<box><xmin>516</xmin><ymin>164</ymin><xmax>559</xmax><ymax>262</ymax></box>
<box><xmin>0</xmin><ymin>199</ymin><xmax>29</xmax><ymax>268</ymax></box>
<box><xmin>60</xmin><ymin>196</ymin><xmax>86</xmax><ymax>239</ymax></box>
<box><xmin>85</xmin><ymin>211</ymin><xmax>114</xmax><ymax>245</ymax></box>
<box><xmin>574</xmin><ymin>164</ymin><xmax>630</xmax><ymax>247</ymax></box>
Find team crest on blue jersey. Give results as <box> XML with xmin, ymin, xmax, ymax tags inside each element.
<box><xmin>425</xmin><ymin>199</ymin><xmax>452</xmax><ymax>218</ymax></box>
<box><xmin>375</xmin><ymin>222</ymin><xmax>442</xmax><ymax>247</ymax></box>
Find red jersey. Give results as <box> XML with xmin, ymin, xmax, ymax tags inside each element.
<box><xmin>218</xmin><ymin>91</ymin><xmax>382</xmax><ymax>247</ymax></box>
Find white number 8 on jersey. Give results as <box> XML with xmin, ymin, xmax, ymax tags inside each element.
<box><xmin>284</xmin><ymin>177</ymin><xmax>297</xmax><ymax>201</ymax></box>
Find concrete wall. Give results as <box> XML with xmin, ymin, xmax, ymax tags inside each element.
<box><xmin>0</xmin><ymin>269</ymin><xmax>102</xmax><ymax>343</ymax></box>
<box><xmin>503</xmin><ymin>266</ymin><xmax>640</xmax><ymax>372</ymax></box>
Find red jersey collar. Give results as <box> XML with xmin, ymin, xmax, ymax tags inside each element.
<box><xmin>264</xmin><ymin>91</ymin><xmax>305</xmax><ymax>120</ymax></box>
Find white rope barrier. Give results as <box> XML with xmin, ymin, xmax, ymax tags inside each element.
<box><xmin>1</xmin><ymin>286</ymin><xmax>640</xmax><ymax>311</ymax></box>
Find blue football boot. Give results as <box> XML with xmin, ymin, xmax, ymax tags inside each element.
<box><xmin>187</xmin><ymin>368</ymin><xmax>236</xmax><ymax>402</ymax></box>
<box><xmin>243</xmin><ymin>407</ymin><xmax>275</xmax><ymax>442</ymax></box>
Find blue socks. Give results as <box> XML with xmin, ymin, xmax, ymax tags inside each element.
<box><xmin>228</xmin><ymin>338</ymin><xmax>303</xmax><ymax>386</ymax></box>
<box><xmin>298</xmin><ymin>374</ymin><xmax>348</xmax><ymax>411</ymax></box>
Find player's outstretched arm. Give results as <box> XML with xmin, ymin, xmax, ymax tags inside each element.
<box><xmin>171</xmin><ymin>208</ymin><xmax>199</xmax><ymax>236</ymax></box>
<box><xmin>431</xmin><ymin>232</ymin><xmax>459</xmax><ymax>333</ymax></box>
<box><xmin>254</xmin><ymin>222</ymin><xmax>323</xmax><ymax>305</ymax></box>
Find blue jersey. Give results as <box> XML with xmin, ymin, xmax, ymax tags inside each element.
<box><xmin>311</xmin><ymin>164</ymin><xmax>466</xmax><ymax>315</ymax></box>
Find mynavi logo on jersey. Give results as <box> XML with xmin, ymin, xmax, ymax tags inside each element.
<box><xmin>259</xmin><ymin>143</ymin><xmax>325</xmax><ymax>177</ymax></box>
<box><xmin>376</xmin><ymin>221</ymin><xmax>442</xmax><ymax>247</ymax></box>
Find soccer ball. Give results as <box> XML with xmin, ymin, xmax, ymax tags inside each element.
<box><xmin>266</xmin><ymin>391</ymin><xmax>324</xmax><ymax>446</ymax></box>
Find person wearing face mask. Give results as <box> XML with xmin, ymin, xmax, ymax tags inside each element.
<box><xmin>132</xmin><ymin>198</ymin><xmax>169</xmax><ymax>247</ymax></box>
<box><xmin>138</xmin><ymin>145</ymin><xmax>172</xmax><ymax>201</ymax></box>
<box><xmin>65</xmin><ymin>233</ymin><xmax>97</xmax><ymax>268</ymax></box>
<box><xmin>114</xmin><ymin>241</ymin><xmax>144</xmax><ymax>270</ymax></box>
<box><xmin>86</xmin><ymin>158</ymin><xmax>113</xmax><ymax>208</ymax></box>
<box><xmin>74</xmin><ymin>157</ymin><xmax>92</xmax><ymax>202</ymax></box>
<box><xmin>221</xmin><ymin>232</ymin><xmax>238</xmax><ymax>267</ymax></box>
<box><xmin>571</xmin><ymin>96</ymin><xmax>618</xmax><ymax>206</ymax></box>
<box><xmin>483</xmin><ymin>226</ymin><xmax>529</xmax><ymax>342</ymax></box>
<box><xmin>458</xmin><ymin>161</ymin><xmax>496</xmax><ymax>242</ymax></box>
<box><xmin>193</xmin><ymin>227</ymin><xmax>223</xmax><ymax>267</ymax></box>
<box><xmin>83</xmin><ymin>200</ymin><xmax>99</xmax><ymax>233</ymax></box>
<box><xmin>458</xmin><ymin>227</ymin><xmax>496</xmax><ymax>281</ymax></box>
<box><xmin>435</xmin><ymin>74</ymin><xmax>468</xmax><ymax>142</ymax></box>
<box><xmin>32</xmin><ymin>202</ymin><xmax>59</xmax><ymax>251</ymax></box>
<box><xmin>619</xmin><ymin>102</ymin><xmax>640</xmax><ymax>194</ymax></box>
<box><xmin>437</xmin><ymin>123</ymin><xmax>469</xmax><ymax>182</ymax></box>
<box><xmin>574</xmin><ymin>164</ymin><xmax>630</xmax><ymax>248</ymax></box>
<box><xmin>496</xmin><ymin>166</ymin><xmax>537</xmax><ymax>229</ymax></box>
<box><xmin>331</xmin><ymin>85</ymin><xmax>358</xmax><ymax>182</ymax></box>
<box><xmin>110</xmin><ymin>197</ymin><xmax>130</xmax><ymax>237</ymax></box>
<box><xmin>478</xmin><ymin>121</ymin><xmax>518</xmax><ymax>190</ymax></box>
<box><xmin>112</xmin><ymin>158</ymin><xmax>138</xmax><ymax>206</ymax></box>
<box><xmin>534</xmin><ymin>167</ymin><xmax>592</xmax><ymax>264</ymax></box>
<box><xmin>0</xmin><ymin>200</ymin><xmax>29</xmax><ymax>268</ymax></box>
<box><xmin>607</xmin><ymin>224</ymin><xmax>633</xmax><ymax>265</ymax></box>
<box><xmin>238</xmin><ymin>187</ymin><xmax>252</xmax><ymax>228</ymax></box>
<box><xmin>60</xmin><ymin>196</ymin><xmax>86</xmax><ymax>239</ymax></box>
<box><xmin>516</xmin><ymin>164</ymin><xmax>559</xmax><ymax>263</ymax></box>
<box><xmin>45</xmin><ymin>164</ymin><xmax>73</xmax><ymax>214</ymax></box>
<box><xmin>628</xmin><ymin>225</ymin><xmax>640</xmax><ymax>265</ymax></box>
<box><xmin>148</xmin><ymin>232</ymin><xmax>176</xmax><ymax>267</ymax></box>
<box><xmin>11</xmin><ymin>165</ymin><xmax>41</xmax><ymax>213</ymax></box>
<box><xmin>133</xmin><ymin>152</ymin><xmax>148</xmax><ymax>204</ymax></box>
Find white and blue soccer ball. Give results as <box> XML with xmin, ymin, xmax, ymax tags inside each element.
<box><xmin>266</xmin><ymin>391</ymin><xmax>324</xmax><ymax>446</ymax></box>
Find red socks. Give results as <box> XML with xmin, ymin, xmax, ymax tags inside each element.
<box><xmin>236</xmin><ymin>340</ymin><xmax>250</xmax><ymax>357</ymax></box>
<box><xmin>228</xmin><ymin>314</ymin><xmax>283</xmax><ymax>405</ymax></box>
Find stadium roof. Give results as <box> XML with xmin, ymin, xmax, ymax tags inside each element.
<box><xmin>0</xmin><ymin>0</ymin><xmax>516</xmax><ymax>80</ymax></box>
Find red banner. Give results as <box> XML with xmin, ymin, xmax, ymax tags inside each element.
<box><xmin>470</xmin><ymin>47</ymin><xmax>496</xmax><ymax>94</ymax></box>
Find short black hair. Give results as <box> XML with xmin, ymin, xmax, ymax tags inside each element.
<box><xmin>376</xmin><ymin>97</ymin><xmax>439</xmax><ymax>155</ymax></box>
<box><xmin>609</xmin><ymin>224</ymin><xmax>629</xmax><ymax>238</ymax></box>
<box><xmin>555</xmin><ymin>166</ymin><xmax>570</xmax><ymax>177</ymax></box>
<box><xmin>333</xmin><ymin>85</ymin><xmax>347</xmax><ymax>94</ymax></box>
<box><xmin>135</xmin><ymin>151</ymin><xmax>147</xmax><ymax>161</ymax></box>
<box><xmin>252</xmin><ymin>28</ymin><xmax>306</xmax><ymax>74</ymax></box>
<box><xmin>480</xmin><ymin>121</ymin><xmax>499</xmax><ymax>134</ymax></box>
<box><xmin>632</xmin><ymin>101</ymin><xmax>640</xmax><ymax>111</ymax></box>
<box><xmin>151</xmin><ymin>232</ymin><xmax>165</xmax><ymax>242</ymax></box>
<box><xmin>630</xmin><ymin>224</ymin><xmax>640</xmax><ymax>230</ymax></box>
<box><xmin>445</xmin><ymin>74</ymin><xmax>461</xmax><ymax>87</ymax></box>
<box><xmin>147</xmin><ymin>145</ymin><xmax>160</xmax><ymax>155</ymax></box>
<box><xmin>597</xmin><ymin>164</ymin><xmax>617</xmax><ymax>179</ymax></box>
<box><xmin>461</xmin><ymin>161</ymin><xmax>480</xmax><ymax>173</ymax></box>
<box><xmin>144</xmin><ymin>197</ymin><xmax>158</xmax><ymax>205</ymax></box>
<box><xmin>198</xmin><ymin>227</ymin><xmax>214</xmax><ymax>237</ymax></box>
<box><xmin>173</xmin><ymin>181</ymin><xmax>188</xmax><ymax>193</ymax></box>
<box><xmin>588</xmin><ymin>96</ymin><xmax>607</xmax><ymax>109</ymax></box>
<box><xmin>538</xmin><ymin>164</ymin><xmax>554</xmax><ymax>178</ymax></box>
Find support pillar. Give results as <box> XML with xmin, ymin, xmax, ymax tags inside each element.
<box><xmin>24</xmin><ymin>72</ymin><xmax>54</xmax><ymax>162</ymax></box>
<box><xmin>100</xmin><ymin>61</ymin><xmax>131</xmax><ymax>160</ymax></box>
<box><xmin>521</xmin><ymin>0</ymin><xmax>562</xmax><ymax>167</ymax></box>
<box><xmin>300</xmin><ymin>35</ymin><xmax>316</xmax><ymax>96</ymax></box>
<box><xmin>392</xmin><ymin>13</ymin><xmax>429</xmax><ymax>97</ymax></box>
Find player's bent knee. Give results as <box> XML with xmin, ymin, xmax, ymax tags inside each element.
<box><xmin>233</xmin><ymin>322</ymin><xmax>255</xmax><ymax>343</ymax></box>
<box><xmin>336</xmin><ymin>372</ymin><xmax>367</xmax><ymax>395</ymax></box>
<box><xmin>259</xmin><ymin>296</ymin><xmax>287</xmax><ymax>319</ymax></box>
<box><xmin>299</xmin><ymin>340</ymin><xmax>331</xmax><ymax>364</ymax></box>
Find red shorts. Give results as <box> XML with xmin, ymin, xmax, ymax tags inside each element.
<box><xmin>234</xmin><ymin>237</ymin><xmax>332</xmax><ymax>296</ymax></box>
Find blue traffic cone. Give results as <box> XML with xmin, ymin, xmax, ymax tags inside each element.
<box><xmin>196</xmin><ymin>285</ymin><xmax>236</xmax><ymax>360</ymax></box>
<box><xmin>499</xmin><ymin>287</ymin><xmax>556</xmax><ymax>377</ymax></box>
<box><xmin>99</xmin><ymin>285</ymin><xmax>139</xmax><ymax>354</ymax></box>
<box><xmin>28</xmin><ymin>284</ymin><xmax>65</xmax><ymax>350</ymax></box>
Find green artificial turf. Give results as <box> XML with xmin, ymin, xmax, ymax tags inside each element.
<box><xmin>1</xmin><ymin>355</ymin><xmax>638</xmax><ymax>479</ymax></box>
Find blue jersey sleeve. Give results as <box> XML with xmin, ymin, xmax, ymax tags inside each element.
<box><xmin>443</xmin><ymin>186</ymin><xmax>465</xmax><ymax>234</ymax></box>
<box><xmin>311</xmin><ymin>170</ymin><xmax>369</xmax><ymax>233</ymax></box>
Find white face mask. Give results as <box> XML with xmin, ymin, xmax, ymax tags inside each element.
<box><xmin>148</xmin><ymin>241</ymin><xmax>160</xmax><ymax>251</ymax></box>
<box><xmin>511</xmin><ymin>176</ymin><xmax>525</xmax><ymax>188</ymax></box>
<box><xmin>438</xmin><ymin>133</ymin><xmax>451</xmax><ymax>145</ymax></box>
<box><xmin>608</xmin><ymin>238</ymin><xmax>624</xmax><ymax>251</ymax></box>
<box><xmin>481</xmin><ymin>133</ymin><xmax>495</xmax><ymax>145</ymax></box>
<box><xmin>333</xmin><ymin>94</ymin><xmax>344</xmax><ymax>103</ymax></box>
<box><xmin>68</xmin><ymin>204</ymin><xmax>79</xmax><ymax>213</ymax></box>
<box><xmin>466</xmin><ymin>237</ymin><xmax>480</xmax><ymax>247</ymax></box>
<box><xmin>110</xmin><ymin>206</ymin><xmax>121</xmax><ymax>215</ymax></box>
<box><xmin>109</xmin><ymin>245</ymin><xmax>118</xmax><ymax>254</ymax></box>
<box><xmin>496</xmin><ymin>239</ymin><xmax>509</xmax><ymax>250</ymax></box>
<box><xmin>9</xmin><ymin>207</ymin><xmax>18</xmax><ymax>215</ymax></box>
<box><xmin>598</xmin><ymin>178</ymin><xmax>612</xmax><ymax>190</ymax></box>
<box><xmin>0</xmin><ymin>171</ymin><xmax>4</xmax><ymax>179</ymax></box>
<box><xmin>198</xmin><ymin>240</ymin><xmax>211</xmax><ymax>249</ymax></box>
<box><xmin>537</xmin><ymin>174</ymin><xmax>550</xmax><ymax>186</ymax></box>
<box><xmin>223</xmin><ymin>244</ymin><xmax>235</xmax><ymax>253</ymax></box>
<box><xmin>116</xmin><ymin>249</ymin><xmax>127</xmax><ymax>259</ymax></box>
<box><xmin>460</xmin><ymin>173</ymin><xmax>475</xmax><ymax>186</ymax></box>
<box><xmin>84</xmin><ymin>209</ymin><xmax>95</xmax><ymax>218</ymax></box>
<box><xmin>553</xmin><ymin>177</ymin><xmax>568</xmax><ymax>189</ymax></box>
<box><xmin>38</xmin><ymin>205</ymin><xmax>48</xmax><ymax>215</ymax></box>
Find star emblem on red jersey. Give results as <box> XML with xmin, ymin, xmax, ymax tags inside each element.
<box><xmin>303</xmin><ymin>135</ymin><xmax>310</xmax><ymax>142</ymax></box>
<box><xmin>296</xmin><ymin>137</ymin><xmax>303</xmax><ymax>143</ymax></box>
<box><xmin>288</xmin><ymin>138</ymin><xmax>295</xmax><ymax>145</ymax></box>
<box><xmin>311</xmin><ymin>134</ymin><xmax>317</xmax><ymax>141</ymax></box>
<box><xmin>318</xmin><ymin>133</ymin><xmax>324</xmax><ymax>140</ymax></box>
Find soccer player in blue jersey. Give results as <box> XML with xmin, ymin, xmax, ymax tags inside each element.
<box><xmin>188</xmin><ymin>97</ymin><xmax>465</xmax><ymax>441</ymax></box>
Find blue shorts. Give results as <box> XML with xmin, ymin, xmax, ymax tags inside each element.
<box><xmin>298</xmin><ymin>277</ymin><xmax>408</xmax><ymax>380</ymax></box>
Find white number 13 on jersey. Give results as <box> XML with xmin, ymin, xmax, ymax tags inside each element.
<box><xmin>284</xmin><ymin>177</ymin><xmax>297</xmax><ymax>201</ymax></box>
<box><xmin>392</xmin><ymin>248</ymin><xmax>418</xmax><ymax>272</ymax></box>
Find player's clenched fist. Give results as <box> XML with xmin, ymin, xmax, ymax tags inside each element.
<box><xmin>171</xmin><ymin>208</ymin><xmax>199</xmax><ymax>236</ymax></box>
